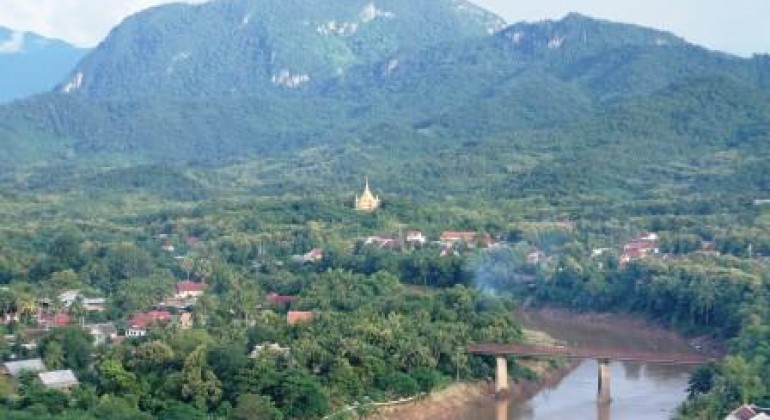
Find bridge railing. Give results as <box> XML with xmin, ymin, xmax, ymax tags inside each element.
<box><xmin>468</xmin><ymin>343</ymin><xmax>712</xmax><ymax>364</ymax></box>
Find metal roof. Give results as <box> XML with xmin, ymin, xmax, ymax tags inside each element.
<box><xmin>38</xmin><ymin>369</ymin><xmax>79</xmax><ymax>388</ymax></box>
<box><xmin>3</xmin><ymin>358</ymin><xmax>46</xmax><ymax>377</ymax></box>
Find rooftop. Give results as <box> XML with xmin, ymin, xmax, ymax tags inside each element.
<box><xmin>38</xmin><ymin>369</ymin><xmax>79</xmax><ymax>389</ymax></box>
<box><xmin>3</xmin><ymin>358</ymin><xmax>46</xmax><ymax>377</ymax></box>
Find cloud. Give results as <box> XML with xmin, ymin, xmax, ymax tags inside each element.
<box><xmin>473</xmin><ymin>0</ymin><xmax>770</xmax><ymax>57</ymax></box>
<box><xmin>0</xmin><ymin>0</ymin><xmax>768</xmax><ymax>56</ymax></box>
<box><xmin>0</xmin><ymin>31</ymin><xmax>24</xmax><ymax>53</ymax></box>
<box><xmin>0</xmin><ymin>0</ymin><xmax>208</xmax><ymax>47</ymax></box>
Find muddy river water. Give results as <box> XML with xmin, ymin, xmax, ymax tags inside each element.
<box><xmin>465</xmin><ymin>310</ymin><xmax>699</xmax><ymax>420</ymax></box>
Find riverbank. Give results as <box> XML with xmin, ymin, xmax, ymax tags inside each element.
<box><xmin>375</xmin><ymin>308</ymin><xmax>713</xmax><ymax>419</ymax></box>
<box><xmin>374</xmin><ymin>328</ymin><xmax>574</xmax><ymax>419</ymax></box>
<box><xmin>515</xmin><ymin>308</ymin><xmax>726</xmax><ymax>357</ymax></box>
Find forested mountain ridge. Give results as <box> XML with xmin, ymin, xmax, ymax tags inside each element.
<box><xmin>59</xmin><ymin>0</ymin><xmax>504</xmax><ymax>99</ymax></box>
<box><xmin>0</xmin><ymin>1</ymin><xmax>768</xmax><ymax>202</ymax></box>
<box><xmin>0</xmin><ymin>27</ymin><xmax>87</xmax><ymax>103</ymax></box>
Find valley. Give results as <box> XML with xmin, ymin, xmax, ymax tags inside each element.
<box><xmin>0</xmin><ymin>1</ymin><xmax>767</xmax><ymax>419</ymax></box>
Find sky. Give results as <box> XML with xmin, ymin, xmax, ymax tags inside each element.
<box><xmin>0</xmin><ymin>0</ymin><xmax>768</xmax><ymax>57</ymax></box>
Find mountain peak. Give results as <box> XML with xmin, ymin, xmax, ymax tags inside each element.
<box><xmin>61</xmin><ymin>0</ymin><xmax>505</xmax><ymax>99</ymax></box>
<box><xmin>496</xmin><ymin>12</ymin><xmax>686</xmax><ymax>55</ymax></box>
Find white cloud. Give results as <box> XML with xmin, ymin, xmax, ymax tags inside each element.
<box><xmin>0</xmin><ymin>0</ymin><xmax>768</xmax><ymax>56</ymax></box>
<box><xmin>0</xmin><ymin>30</ymin><xmax>24</xmax><ymax>53</ymax></box>
<box><xmin>472</xmin><ymin>0</ymin><xmax>770</xmax><ymax>57</ymax></box>
<box><xmin>0</xmin><ymin>0</ymin><xmax>209</xmax><ymax>47</ymax></box>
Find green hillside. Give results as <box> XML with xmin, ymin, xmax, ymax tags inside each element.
<box><xmin>0</xmin><ymin>2</ymin><xmax>768</xmax><ymax>203</ymax></box>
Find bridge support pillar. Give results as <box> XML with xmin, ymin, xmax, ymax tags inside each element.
<box><xmin>495</xmin><ymin>356</ymin><xmax>509</xmax><ymax>397</ymax></box>
<box><xmin>597</xmin><ymin>358</ymin><xmax>612</xmax><ymax>404</ymax></box>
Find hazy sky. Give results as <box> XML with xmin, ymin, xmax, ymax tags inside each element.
<box><xmin>0</xmin><ymin>0</ymin><xmax>768</xmax><ymax>57</ymax></box>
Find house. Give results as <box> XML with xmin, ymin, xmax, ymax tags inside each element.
<box><xmin>267</xmin><ymin>293</ymin><xmax>297</xmax><ymax>307</ymax></box>
<box><xmin>85</xmin><ymin>323</ymin><xmax>118</xmax><ymax>346</ymax></box>
<box><xmin>439</xmin><ymin>243</ymin><xmax>460</xmax><ymax>257</ymax></box>
<box><xmin>57</xmin><ymin>290</ymin><xmax>107</xmax><ymax>311</ymax></box>
<box><xmin>619</xmin><ymin>233</ymin><xmax>660</xmax><ymax>265</ymax></box>
<box><xmin>175</xmin><ymin>281</ymin><xmax>207</xmax><ymax>299</ymax></box>
<box><xmin>250</xmin><ymin>343</ymin><xmax>290</xmax><ymax>357</ymax></box>
<box><xmin>38</xmin><ymin>370</ymin><xmax>79</xmax><ymax>390</ymax></box>
<box><xmin>2</xmin><ymin>359</ymin><xmax>46</xmax><ymax>378</ymax></box>
<box><xmin>38</xmin><ymin>312</ymin><xmax>71</xmax><ymax>329</ymax></box>
<box><xmin>726</xmin><ymin>405</ymin><xmax>770</xmax><ymax>420</ymax></box>
<box><xmin>440</xmin><ymin>231</ymin><xmax>477</xmax><ymax>244</ymax></box>
<box><xmin>636</xmin><ymin>232</ymin><xmax>659</xmax><ymax>242</ymax></box>
<box><xmin>126</xmin><ymin>310</ymin><xmax>172</xmax><ymax>337</ymax></box>
<box><xmin>302</xmin><ymin>249</ymin><xmax>324</xmax><ymax>263</ymax></box>
<box><xmin>619</xmin><ymin>249</ymin><xmax>647</xmax><ymax>265</ymax></box>
<box><xmin>58</xmin><ymin>290</ymin><xmax>80</xmax><ymax>307</ymax></box>
<box><xmin>161</xmin><ymin>242</ymin><xmax>175</xmax><ymax>253</ymax></box>
<box><xmin>287</xmin><ymin>311</ymin><xmax>314</xmax><ymax>326</ymax></box>
<box><xmin>405</xmin><ymin>230</ymin><xmax>426</xmax><ymax>245</ymax></box>
<box><xmin>178</xmin><ymin>312</ymin><xmax>194</xmax><ymax>330</ymax></box>
<box><xmin>364</xmin><ymin>236</ymin><xmax>399</xmax><ymax>249</ymax></box>
<box><xmin>82</xmin><ymin>297</ymin><xmax>107</xmax><ymax>312</ymax></box>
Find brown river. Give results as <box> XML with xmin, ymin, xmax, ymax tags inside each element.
<box><xmin>461</xmin><ymin>309</ymin><xmax>700</xmax><ymax>420</ymax></box>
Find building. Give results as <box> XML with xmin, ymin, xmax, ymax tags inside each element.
<box><xmin>287</xmin><ymin>311</ymin><xmax>314</xmax><ymax>326</ymax></box>
<box><xmin>178</xmin><ymin>312</ymin><xmax>194</xmax><ymax>329</ymax></box>
<box><xmin>726</xmin><ymin>405</ymin><xmax>770</xmax><ymax>420</ymax></box>
<box><xmin>2</xmin><ymin>359</ymin><xmax>46</xmax><ymax>378</ymax></box>
<box><xmin>354</xmin><ymin>178</ymin><xmax>381</xmax><ymax>212</ymax></box>
<box><xmin>619</xmin><ymin>232</ymin><xmax>660</xmax><ymax>265</ymax></box>
<box><xmin>250</xmin><ymin>343</ymin><xmax>290</xmax><ymax>357</ymax></box>
<box><xmin>37</xmin><ymin>312</ymin><xmax>71</xmax><ymax>329</ymax></box>
<box><xmin>267</xmin><ymin>293</ymin><xmax>297</xmax><ymax>307</ymax></box>
<box><xmin>301</xmin><ymin>248</ymin><xmax>324</xmax><ymax>263</ymax></box>
<box><xmin>405</xmin><ymin>230</ymin><xmax>426</xmax><ymax>245</ymax></box>
<box><xmin>38</xmin><ymin>370</ymin><xmax>79</xmax><ymax>390</ymax></box>
<box><xmin>126</xmin><ymin>310</ymin><xmax>172</xmax><ymax>337</ymax></box>
<box><xmin>175</xmin><ymin>281</ymin><xmax>207</xmax><ymax>299</ymax></box>
<box><xmin>440</xmin><ymin>231</ymin><xmax>478</xmax><ymax>244</ymax></box>
<box><xmin>364</xmin><ymin>236</ymin><xmax>399</xmax><ymax>249</ymax></box>
<box><xmin>85</xmin><ymin>323</ymin><xmax>118</xmax><ymax>346</ymax></box>
<box><xmin>57</xmin><ymin>290</ymin><xmax>107</xmax><ymax>311</ymax></box>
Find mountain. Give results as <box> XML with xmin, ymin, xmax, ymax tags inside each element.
<box><xmin>0</xmin><ymin>1</ymin><xmax>768</xmax><ymax>201</ymax></box>
<box><xmin>60</xmin><ymin>0</ymin><xmax>504</xmax><ymax>99</ymax></box>
<box><xmin>0</xmin><ymin>27</ymin><xmax>88</xmax><ymax>103</ymax></box>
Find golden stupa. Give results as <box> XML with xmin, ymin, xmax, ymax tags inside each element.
<box><xmin>354</xmin><ymin>178</ymin><xmax>381</xmax><ymax>212</ymax></box>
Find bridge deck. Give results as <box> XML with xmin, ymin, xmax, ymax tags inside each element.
<box><xmin>468</xmin><ymin>343</ymin><xmax>711</xmax><ymax>364</ymax></box>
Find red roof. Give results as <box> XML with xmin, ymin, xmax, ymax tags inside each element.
<box><xmin>268</xmin><ymin>293</ymin><xmax>297</xmax><ymax>306</ymax></box>
<box><xmin>176</xmin><ymin>280</ymin><xmax>207</xmax><ymax>293</ymax></box>
<box><xmin>39</xmin><ymin>312</ymin><xmax>71</xmax><ymax>327</ymax></box>
<box><xmin>129</xmin><ymin>310</ymin><xmax>172</xmax><ymax>329</ymax></box>
<box><xmin>733</xmin><ymin>405</ymin><xmax>759</xmax><ymax>420</ymax></box>
<box><xmin>287</xmin><ymin>311</ymin><xmax>314</xmax><ymax>326</ymax></box>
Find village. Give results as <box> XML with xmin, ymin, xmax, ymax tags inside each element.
<box><xmin>0</xmin><ymin>181</ymin><xmax>751</xmax><ymax>396</ymax></box>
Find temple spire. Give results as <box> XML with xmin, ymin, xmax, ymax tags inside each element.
<box><xmin>355</xmin><ymin>177</ymin><xmax>381</xmax><ymax>212</ymax></box>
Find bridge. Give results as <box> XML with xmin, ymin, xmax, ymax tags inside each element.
<box><xmin>469</xmin><ymin>343</ymin><xmax>713</xmax><ymax>403</ymax></box>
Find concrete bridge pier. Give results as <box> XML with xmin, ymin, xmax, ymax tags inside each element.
<box><xmin>597</xmin><ymin>358</ymin><xmax>612</xmax><ymax>404</ymax></box>
<box><xmin>495</xmin><ymin>356</ymin><xmax>509</xmax><ymax>397</ymax></box>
